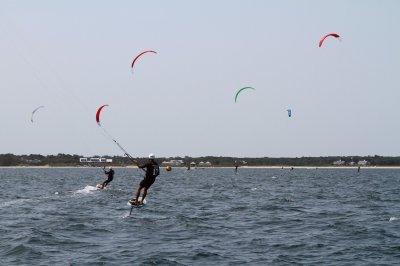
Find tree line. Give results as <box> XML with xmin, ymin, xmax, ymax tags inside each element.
<box><xmin>1</xmin><ymin>153</ymin><xmax>400</xmax><ymax>167</ymax></box>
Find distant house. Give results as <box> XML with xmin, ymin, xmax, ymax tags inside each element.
<box><xmin>357</xmin><ymin>160</ymin><xmax>368</xmax><ymax>166</ymax></box>
<box><xmin>198</xmin><ymin>161</ymin><xmax>212</xmax><ymax>167</ymax></box>
<box><xmin>190</xmin><ymin>162</ymin><xmax>196</xmax><ymax>167</ymax></box>
<box><xmin>161</xmin><ymin>160</ymin><xmax>184</xmax><ymax>166</ymax></box>
<box><xmin>333</xmin><ymin>160</ymin><xmax>345</xmax><ymax>166</ymax></box>
<box><xmin>80</xmin><ymin>157</ymin><xmax>112</xmax><ymax>163</ymax></box>
<box><xmin>24</xmin><ymin>159</ymin><xmax>42</xmax><ymax>164</ymax></box>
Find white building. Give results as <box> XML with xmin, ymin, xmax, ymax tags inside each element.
<box><xmin>80</xmin><ymin>157</ymin><xmax>112</xmax><ymax>163</ymax></box>
<box><xmin>161</xmin><ymin>160</ymin><xmax>184</xmax><ymax>166</ymax></box>
<box><xmin>333</xmin><ymin>160</ymin><xmax>345</xmax><ymax>166</ymax></box>
<box><xmin>357</xmin><ymin>160</ymin><xmax>368</xmax><ymax>166</ymax></box>
<box><xmin>198</xmin><ymin>161</ymin><xmax>212</xmax><ymax>167</ymax></box>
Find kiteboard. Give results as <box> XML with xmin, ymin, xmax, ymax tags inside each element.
<box><xmin>96</xmin><ymin>184</ymin><xmax>105</xmax><ymax>190</ymax></box>
<box><xmin>127</xmin><ymin>197</ymin><xmax>147</xmax><ymax>208</ymax></box>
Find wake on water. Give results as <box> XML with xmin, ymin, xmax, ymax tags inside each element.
<box><xmin>0</xmin><ymin>198</ymin><xmax>30</xmax><ymax>208</ymax></box>
<box><xmin>74</xmin><ymin>185</ymin><xmax>100</xmax><ymax>194</ymax></box>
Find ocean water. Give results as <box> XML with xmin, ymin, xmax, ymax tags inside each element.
<box><xmin>1</xmin><ymin>167</ymin><xmax>400</xmax><ymax>265</ymax></box>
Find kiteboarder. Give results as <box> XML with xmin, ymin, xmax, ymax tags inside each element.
<box><xmin>234</xmin><ymin>161</ymin><xmax>239</xmax><ymax>173</ymax></box>
<box><xmin>98</xmin><ymin>166</ymin><xmax>114</xmax><ymax>189</ymax></box>
<box><xmin>129</xmin><ymin>154</ymin><xmax>160</xmax><ymax>205</ymax></box>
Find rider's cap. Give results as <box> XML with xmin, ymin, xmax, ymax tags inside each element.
<box><xmin>149</xmin><ymin>153</ymin><xmax>155</xmax><ymax>159</ymax></box>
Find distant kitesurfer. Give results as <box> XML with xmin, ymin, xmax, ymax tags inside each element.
<box><xmin>234</xmin><ymin>161</ymin><xmax>239</xmax><ymax>173</ymax></box>
<box><xmin>98</xmin><ymin>166</ymin><xmax>114</xmax><ymax>189</ymax></box>
<box><xmin>129</xmin><ymin>154</ymin><xmax>160</xmax><ymax>205</ymax></box>
<box><xmin>358</xmin><ymin>166</ymin><xmax>360</xmax><ymax>172</ymax></box>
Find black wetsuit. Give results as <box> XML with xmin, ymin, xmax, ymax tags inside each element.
<box><xmin>103</xmin><ymin>169</ymin><xmax>114</xmax><ymax>185</ymax></box>
<box><xmin>138</xmin><ymin>160</ymin><xmax>160</xmax><ymax>189</ymax></box>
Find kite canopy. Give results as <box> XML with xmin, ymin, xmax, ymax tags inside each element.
<box><xmin>96</xmin><ymin>104</ymin><xmax>109</xmax><ymax>126</ymax></box>
<box><xmin>235</xmin><ymin>87</ymin><xmax>255</xmax><ymax>103</ymax></box>
<box><xmin>131</xmin><ymin>50</ymin><xmax>157</xmax><ymax>69</ymax></box>
<box><xmin>31</xmin><ymin>106</ymin><xmax>45</xmax><ymax>123</ymax></box>
<box><xmin>319</xmin><ymin>33</ymin><xmax>340</xmax><ymax>47</ymax></box>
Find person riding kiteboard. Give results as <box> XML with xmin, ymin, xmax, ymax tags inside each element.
<box><xmin>97</xmin><ymin>166</ymin><xmax>114</xmax><ymax>189</ymax></box>
<box><xmin>129</xmin><ymin>154</ymin><xmax>160</xmax><ymax>205</ymax></box>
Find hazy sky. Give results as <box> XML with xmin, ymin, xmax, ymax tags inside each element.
<box><xmin>1</xmin><ymin>0</ymin><xmax>399</xmax><ymax>158</ymax></box>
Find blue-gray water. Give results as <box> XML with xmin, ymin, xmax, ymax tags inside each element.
<box><xmin>1</xmin><ymin>167</ymin><xmax>400</xmax><ymax>265</ymax></box>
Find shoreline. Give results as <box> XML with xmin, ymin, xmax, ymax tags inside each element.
<box><xmin>2</xmin><ymin>165</ymin><xmax>400</xmax><ymax>169</ymax></box>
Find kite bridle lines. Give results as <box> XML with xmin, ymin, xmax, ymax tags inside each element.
<box><xmin>98</xmin><ymin>123</ymin><xmax>133</xmax><ymax>160</ymax></box>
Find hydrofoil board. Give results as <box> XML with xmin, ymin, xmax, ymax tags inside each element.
<box><xmin>127</xmin><ymin>197</ymin><xmax>147</xmax><ymax>208</ymax></box>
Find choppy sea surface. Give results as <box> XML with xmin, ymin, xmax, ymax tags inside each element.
<box><xmin>1</xmin><ymin>167</ymin><xmax>400</xmax><ymax>265</ymax></box>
